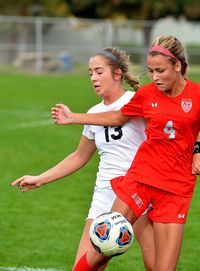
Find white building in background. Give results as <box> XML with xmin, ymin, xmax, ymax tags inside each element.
<box><xmin>152</xmin><ymin>16</ymin><xmax>200</xmax><ymax>44</ymax></box>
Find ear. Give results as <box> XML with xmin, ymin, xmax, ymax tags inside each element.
<box><xmin>114</xmin><ymin>68</ymin><xmax>122</xmax><ymax>80</ymax></box>
<box><xmin>175</xmin><ymin>61</ymin><xmax>181</xmax><ymax>72</ymax></box>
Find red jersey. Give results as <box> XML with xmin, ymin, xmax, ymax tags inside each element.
<box><xmin>121</xmin><ymin>80</ymin><xmax>200</xmax><ymax>197</ymax></box>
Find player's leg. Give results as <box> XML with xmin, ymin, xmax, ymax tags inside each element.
<box><xmin>73</xmin><ymin>179</ymin><xmax>151</xmax><ymax>271</ymax></box>
<box><xmin>73</xmin><ymin>187</ymin><xmax>117</xmax><ymax>270</ymax></box>
<box><xmin>148</xmin><ymin>186</ymin><xmax>191</xmax><ymax>271</ymax></box>
<box><xmin>110</xmin><ymin>180</ymin><xmax>155</xmax><ymax>270</ymax></box>
<box><xmin>134</xmin><ymin>215</ymin><xmax>155</xmax><ymax>271</ymax></box>
<box><xmin>86</xmin><ymin>197</ymin><xmax>137</xmax><ymax>266</ymax></box>
<box><xmin>73</xmin><ymin>250</ymin><xmax>110</xmax><ymax>271</ymax></box>
<box><xmin>73</xmin><ymin>219</ymin><xmax>94</xmax><ymax>266</ymax></box>
<box><xmin>111</xmin><ymin>197</ymin><xmax>137</xmax><ymax>223</ymax></box>
<box><xmin>153</xmin><ymin>222</ymin><xmax>184</xmax><ymax>271</ymax></box>
<box><xmin>73</xmin><ymin>219</ymin><xmax>107</xmax><ymax>271</ymax></box>
<box><xmin>73</xmin><ymin>197</ymin><xmax>138</xmax><ymax>271</ymax></box>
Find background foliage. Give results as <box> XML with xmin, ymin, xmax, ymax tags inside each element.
<box><xmin>0</xmin><ymin>0</ymin><xmax>200</xmax><ymax>21</ymax></box>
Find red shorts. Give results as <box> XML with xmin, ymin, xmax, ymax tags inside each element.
<box><xmin>111</xmin><ymin>177</ymin><xmax>192</xmax><ymax>224</ymax></box>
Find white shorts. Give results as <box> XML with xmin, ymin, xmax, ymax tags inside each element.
<box><xmin>87</xmin><ymin>186</ymin><xmax>116</xmax><ymax>220</ymax></box>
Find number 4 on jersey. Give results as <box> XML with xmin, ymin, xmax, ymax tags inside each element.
<box><xmin>164</xmin><ymin>120</ymin><xmax>175</xmax><ymax>139</ymax></box>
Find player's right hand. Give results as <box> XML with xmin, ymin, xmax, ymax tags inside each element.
<box><xmin>51</xmin><ymin>103</ymin><xmax>72</xmax><ymax>125</ymax></box>
<box><xmin>10</xmin><ymin>175</ymin><xmax>42</xmax><ymax>192</ymax></box>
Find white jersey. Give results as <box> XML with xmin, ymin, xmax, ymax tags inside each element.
<box><xmin>82</xmin><ymin>91</ymin><xmax>146</xmax><ymax>189</ymax></box>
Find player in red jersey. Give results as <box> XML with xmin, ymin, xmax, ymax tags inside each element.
<box><xmin>51</xmin><ymin>35</ymin><xmax>200</xmax><ymax>271</ymax></box>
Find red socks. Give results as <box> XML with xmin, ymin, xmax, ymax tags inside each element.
<box><xmin>73</xmin><ymin>253</ymin><xmax>98</xmax><ymax>271</ymax></box>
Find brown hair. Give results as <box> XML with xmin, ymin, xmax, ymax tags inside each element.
<box><xmin>150</xmin><ymin>36</ymin><xmax>188</xmax><ymax>78</ymax></box>
<box><xmin>96</xmin><ymin>47</ymin><xmax>140</xmax><ymax>91</ymax></box>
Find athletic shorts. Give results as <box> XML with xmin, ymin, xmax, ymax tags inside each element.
<box><xmin>87</xmin><ymin>185</ymin><xmax>151</xmax><ymax>220</ymax></box>
<box><xmin>111</xmin><ymin>177</ymin><xmax>192</xmax><ymax>224</ymax></box>
<box><xmin>87</xmin><ymin>186</ymin><xmax>116</xmax><ymax>220</ymax></box>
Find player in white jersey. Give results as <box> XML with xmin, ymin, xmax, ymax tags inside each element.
<box><xmin>11</xmin><ymin>48</ymin><xmax>155</xmax><ymax>271</ymax></box>
<box><xmin>84</xmin><ymin>91</ymin><xmax>146</xmax><ymax>190</ymax></box>
<box><xmin>84</xmin><ymin>90</ymin><xmax>146</xmax><ymax>219</ymax></box>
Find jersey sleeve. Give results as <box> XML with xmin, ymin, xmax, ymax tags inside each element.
<box><xmin>81</xmin><ymin>106</ymin><xmax>96</xmax><ymax>140</ymax></box>
<box><xmin>121</xmin><ymin>88</ymin><xmax>144</xmax><ymax>117</ymax></box>
<box><xmin>82</xmin><ymin>124</ymin><xmax>95</xmax><ymax>140</ymax></box>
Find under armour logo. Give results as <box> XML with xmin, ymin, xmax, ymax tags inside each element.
<box><xmin>152</xmin><ymin>103</ymin><xmax>158</xmax><ymax>108</ymax></box>
<box><xmin>178</xmin><ymin>214</ymin><xmax>185</xmax><ymax>219</ymax></box>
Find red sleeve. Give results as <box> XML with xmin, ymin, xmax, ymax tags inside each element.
<box><xmin>121</xmin><ymin>87</ymin><xmax>144</xmax><ymax>117</ymax></box>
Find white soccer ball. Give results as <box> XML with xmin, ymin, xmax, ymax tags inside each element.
<box><xmin>89</xmin><ymin>211</ymin><xmax>134</xmax><ymax>257</ymax></box>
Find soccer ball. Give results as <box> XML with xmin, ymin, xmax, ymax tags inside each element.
<box><xmin>89</xmin><ymin>211</ymin><xmax>134</xmax><ymax>257</ymax></box>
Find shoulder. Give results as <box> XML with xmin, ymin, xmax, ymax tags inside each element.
<box><xmin>186</xmin><ymin>80</ymin><xmax>200</xmax><ymax>97</ymax></box>
<box><xmin>121</xmin><ymin>90</ymin><xmax>135</xmax><ymax>103</ymax></box>
<box><xmin>131</xmin><ymin>82</ymin><xmax>156</xmax><ymax>100</ymax></box>
<box><xmin>87</xmin><ymin>101</ymin><xmax>104</xmax><ymax>113</ymax></box>
<box><xmin>125</xmin><ymin>90</ymin><xmax>135</xmax><ymax>98</ymax></box>
<box><xmin>187</xmin><ymin>80</ymin><xmax>200</xmax><ymax>90</ymax></box>
<box><xmin>138</xmin><ymin>82</ymin><xmax>155</xmax><ymax>92</ymax></box>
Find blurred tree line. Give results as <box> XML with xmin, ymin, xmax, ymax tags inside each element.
<box><xmin>0</xmin><ymin>0</ymin><xmax>199</xmax><ymax>21</ymax></box>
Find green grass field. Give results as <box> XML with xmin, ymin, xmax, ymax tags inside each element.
<box><xmin>0</xmin><ymin>70</ymin><xmax>200</xmax><ymax>271</ymax></box>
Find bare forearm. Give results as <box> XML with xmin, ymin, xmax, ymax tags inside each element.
<box><xmin>37</xmin><ymin>152</ymin><xmax>87</xmax><ymax>185</ymax></box>
<box><xmin>69</xmin><ymin>110</ymin><xmax>130</xmax><ymax>126</ymax></box>
<box><xmin>52</xmin><ymin>104</ymin><xmax>130</xmax><ymax>126</ymax></box>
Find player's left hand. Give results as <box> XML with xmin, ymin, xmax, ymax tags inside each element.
<box><xmin>192</xmin><ymin>153</ymin><xmax>200</xmax><ymax>175</ymax></box>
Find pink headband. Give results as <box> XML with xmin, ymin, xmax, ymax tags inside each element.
<box><xmin>149</xmin><ymin>45</ymin><xmax>177</xmax><ymax>59</ymax></box>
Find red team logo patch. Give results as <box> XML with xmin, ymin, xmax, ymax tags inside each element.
<box><xmin>132</xmin><ymin>193</ymin><xmax>143</xmax><ymax>208</ymax></box>
<box><xmin>181</xmin><ymin>99</ymin><xmax>192</xmax><ymax>113</ymax></box>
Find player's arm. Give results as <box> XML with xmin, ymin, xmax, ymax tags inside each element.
<box><xmin>51</xmin><ymin>103</ymin><xmax>131</xmax><ymax>126</ymax></box>
<box><xmin>10</xmin><ymin>136</ymin><xmax>96</xmax><ymax>192</ymax></box>
<box><xmin>192</xmin><ymin>131</ymin><xmax>200</xmax><ymax>175</ymax></box>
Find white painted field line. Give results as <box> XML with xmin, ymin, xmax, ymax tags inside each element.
<box><xmin>6</xmin><ymin>119</ymin><xmax>53</xmax><ymax>130</ymax></box>
<box><xmin>0</xmin><ymin>108</ymin><xmax>50</xmax><ymax>118</ymax></box>
<box><xmin>0</xmin><ymin>267</ymin><xmax>63</xmax><ymax>271</ymax></box>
